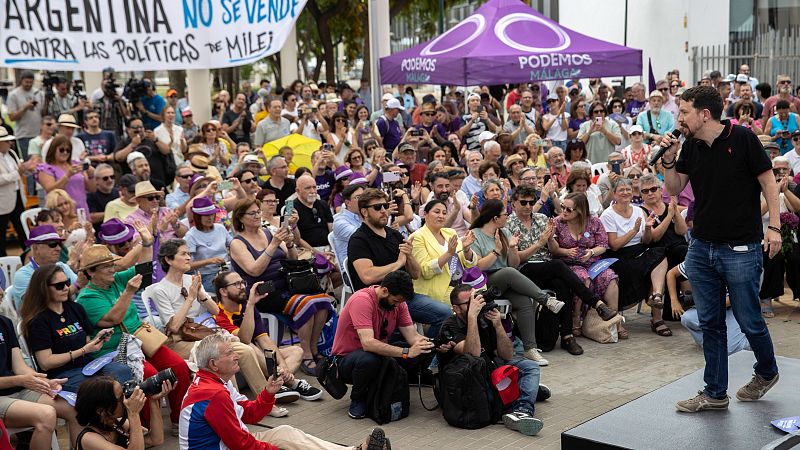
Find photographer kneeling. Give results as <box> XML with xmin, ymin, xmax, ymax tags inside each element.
<box><xmin>437</xmin><ymin>284</ymin><xmax>546</xmax><ymax>436</ymax></box>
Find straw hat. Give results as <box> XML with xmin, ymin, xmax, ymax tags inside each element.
<box><xmin>79</xmin><ymin>244</ymin><xmax>121</xmax><ymax>271</ymax></box>
<box><xmin>133</xmin><ymin>180</ymin><xmax>161</xmax><ymax>199</ymax></box>
<box><xmin>57</xmin><ymin>114</ymin><xmax>81</xmax><ymax>129</ymax></box>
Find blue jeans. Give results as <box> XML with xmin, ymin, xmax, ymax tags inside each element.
<box><xmin>200</xmin><ymin>272</ymin><xmax>216</xmax><ymax>294</ymax></box>
<box><xmin>406</xmin><ymin>293</ymin><xmax>452</xmax><ymax>338</ymax></box>
<box><xmin>506</xmin><ymin>358</ymin><xmax>540</xmax><ymax>415</ymax></box>
<box><xmin>56</xmin><ymin>361</ymin><xmax>134</xmax><ymax>393</ymax></box>
<box><xmin>684</xmin><ymin>239</ymin><xmax>778</xmax><ymax>399</ymax></box>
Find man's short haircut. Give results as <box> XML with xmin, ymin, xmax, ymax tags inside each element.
<box><xmin>195</xmin><ymin>333</ymin><xmax>234</xmax><ymax>370</ymax></box>
<box><xmin>482</xmin><ymin>141</ymin><xmax>501</xmax><ymax>154</ymax></box>
<box><xmin>266</xmin><ymin>155</ymin><xmax>285</xmax><ymax>172</ymax></box>
<box><xmin>125</xmin><ymin>117</ymin><xmax>142</xmax><ymax>128</ymax></box>
<box><xmin>639</xmin><ymin>174</ymin><xmax>661</xmax><ymax>187</ymax></box>
<box><xmin>478</xmin><ymin>160</ymin><xmax>501</xmax><ymax>179</ymax></box>
<box><xmin>776</xmin><ymin>99</ymin><xmax>791</xmax><ymax>110</ymax></box>
<box><xmin>512</xmin><ymin>185</ymin><xmax>537</xmax><ymax>201</ymax></box>
<box><xmin>94</xmin><ymin>163</ymin><xmax>114</xmax><ymax>174</ymax></box>
<box><xmin>342</xmin><ymin>183</ymin><xmax>365</xmax><ymax>201</ymax></box>
<box><xmin>357</xmin><ymin>188</ymin><xmax>387</xmax><ymax>211</ymax></box>
<box><xmin>212</xmin><ymin>271</ymin><xmax>233</xmax><ymax>300</ymax></box>
<box><xmin>119</xmin><ymin>174</ymin><xmax>139</xmax><ymax>193</ymax></box>
<box><xmin>680</xmin><ymin>86</ymin><xmax>724</xmax><ymax>120</ymax></box>
<box><xmin>773</xmin><ymin>156</ymin><xmax>790</xmax><ymax>166</ymax></box>
<box><xmin>427</xmin><ymin>171</ymin><xmax>450</xmax><ymax>185</ymax></box>
<box><xmin>381</xmin><ymin>270</ymin><xmax>415</xmax><ymax>302</ymax></box>
<box><xmin>449</xmin><ymin>283</ymin><xmax>472</xmax><ymax>304</ymax></box>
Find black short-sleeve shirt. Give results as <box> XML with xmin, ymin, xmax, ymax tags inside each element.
<box><xmin>0</xmin><ymin>315</ymin><xmax>22</xmax><ymax>396</ymax></box>
<box><xmin>437</xmin><ymin>315</ymin><xmax>499</xmax><ymax>369</ymax></box>
<box><xmin>27</xmin><ymin>301</ymin><xmax>95</xmax><ymax>378</ymax></box>
<box><xmin>676</xmin><ymin>121</ymin><xmax>772</xmax><ymax>244</ymax></box>
<box><xmin>221</xmin><ymin>109</ymin><xmax>253</xmax><ymax>145</ymax></box>
<box><xmin>347</xmin><ymin>223</ymin><xmax>405</xmax><ymax>291</ymax></box>
<box><xmin>263</xmin><ymin>178</ymin><xmax>296</xmax><ymax>213</ymax></box>
<box><xmin>295</xmin><ymin>199</ymin><xmax>334</xmax><ymax>247</ymax></box>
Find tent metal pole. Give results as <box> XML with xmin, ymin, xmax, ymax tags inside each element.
<box><xmin>622</xmin><ymin>0</ymin><xmax>629</xmax><ymax>91</ymax></box>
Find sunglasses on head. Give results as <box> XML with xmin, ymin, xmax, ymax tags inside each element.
<box><xmin>366</xmin><ymin>203</ymin><xmax>390</xmax><ymax>211</ymax></box>
<box><xmin>49</xmin><ymin>280</ymin><xmax>71</xmax><ymax>290</ymax></box>
<box><xmin>640</xmin><ymin>186</ymin><xmax>659</xmax><ymax>194</ymax></box>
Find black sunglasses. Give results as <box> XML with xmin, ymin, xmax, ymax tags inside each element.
<box><xmin>628</xmin><ymin>174</ymin><xmax>642</xmax><ymax>179</ymax></box>
<box><xmin>44</xmin><ymin>242</ymin><xmax>60</xmax><ymax>248</ymax></box>
<box><xmin>641</xmin><ymin>186</ymin><xmax>659</xmax><ymax>194</ymax></box>
<box><xmin>143</xmin><ymin>195</ymin><xmax>160</xmax><ymax>201</ymax></box>
<box><xmin>240</xmin><ymin>178</ymin><xmax>256</xmax><ymax>184</ymax></box>
<box><xmin>366</xmin><ymin>203</ymin><xmax>390</xmax><ymax>211</ymax></box>
<box><xmin>49</xmin><ymin>280</ymin><xmax>71</xmax><ymax>290</ymax></box>
<box><xmin>100</xmin><ymin>175</ymin><xmax>115</xmax><ymax>181</ymax></box>
<box><xmin>57</xmin><ymin>147</ymin><xmax>71</xmax><ymax>153</ymax></box>
<box><xmin>562</xmin><ymin>206</ymin><xmax>576</xmax><ymax>213</ymax></box>
<box><xmin>518</xmin><ymin>200</ymin><xmax>537</xmax><ymax>206</ymax></box>
<box><xmin>177</xmin><ymin>174</ymin><xmax>193</xmax><ymax>179</ymax></box>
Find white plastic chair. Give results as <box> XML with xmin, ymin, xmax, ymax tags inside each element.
<box><xmin>20</xmin><ymin>207</ymin><xmax>43</xmax><ymax>240</ymax></box>
<box><xmin>140</xmin><ymin>285</ymin><xmax>165</xmax><ymax>331</ymax></box>
<box><xmin>327</xmin><ymin>233</ymin><xmax>352</xmax><ymax>305</ymax></box>
<box><xmin>16</xmin><ymin>321</ymin><xmax>37</xmax><ymax>371</ymax></box>
<box><xmin>0</xmin><ymin>284</ymin><xmax>19</xmax><ymax>323</ymax></box>
<box><xmin>259</xmin><ymin>312</ymin><xmax>282</xmax><ymax>344</ymax></box>
<box><xmin>0</xmin><ymin>256</ymin><xmax>22</xmax><ymax>290</ymax></box>
<box><xmin>6</xmin><ymin>427</ymin><xmax>59</xmax><ymax>450</ymax></box>
<box><xmin>591</xmin><ymin>162</ymin><xmax>608</xmax><ymax>176</ymax></box>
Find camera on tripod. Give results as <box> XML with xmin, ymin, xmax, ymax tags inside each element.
<box><xmin>72</xmin><ymin>79</ymin><xmax>87</xmax><ymax>101</ymax></box>
<box><xmin>124</xmin><ymin>78</ymin><xmax>148</xmax><ymax>105</ymax></box>
<box><xmin>41</xmin><ymin>71</ymin><xmax>62</xmax><ymax>98</ymax></box>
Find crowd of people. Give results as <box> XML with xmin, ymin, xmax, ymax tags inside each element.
<box><xmin>0</xmin><ymin>63</ymin><xmax>798</xmax><ymax>446</ymax></box>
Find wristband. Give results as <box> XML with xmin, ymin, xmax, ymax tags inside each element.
<box><xmin>492</xmin><ymin>249</ymin><xmax>501</xmax><ymax>257</ymax></box>
<box><xmin>402</xmin><ymin>347</ymin><xmax>409</xmax><ymax>359</ymax></box>
<box><xmin>768</xmin><ymin>225</ymin><xmax>781</xmax><ymax>233</ymax></box>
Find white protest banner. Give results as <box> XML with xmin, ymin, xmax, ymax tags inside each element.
<box><xmin>0</xmin><ymin>0</ymin><xmax>306</xmax><ymax>71</ymax></box>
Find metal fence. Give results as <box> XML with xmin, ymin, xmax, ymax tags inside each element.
<box><xmin>692</xmin><ymin>26</ymin><xmax>800</xmax><ymax>87</ymax></box>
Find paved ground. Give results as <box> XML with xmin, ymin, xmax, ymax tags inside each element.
<box><xmin>51</xmin><ymin>292</ymin><xmax>800</xmax><ymax>449</ymax></box>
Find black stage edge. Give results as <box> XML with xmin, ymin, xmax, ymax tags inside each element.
<box><xmin>562</xmin><ymin>351</ymin><xmax>798</xmax><ymax>450</ymax></box>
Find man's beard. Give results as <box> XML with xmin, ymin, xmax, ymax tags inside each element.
<box><xmin>379</xmin><ymin>298</ymin><xmax>396</xmax><ymax>311</ymax></box>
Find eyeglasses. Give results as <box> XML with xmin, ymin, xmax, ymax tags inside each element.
<box><xmin>243</xmin><ymin>210</ymin><xmax>262</xmax><ymax>217</ymax></box>
<box><xmin>334</xmin><ymin>118</ymin><xmax>346</xmax><ymax>122</ymax></box>
<box><xmin>350</xmin><ymin>155</ymin><xmax>363</xmax><ymax>160</ymax></box>
<box><xmin>773</xmin><ymin>168</ymin><xmax>789</xmax><ymax>175</ymax></box>
<box><xmin>366</xmin><ymin>203</ymin><xmax>390</xmax><ymax>211</ymax></box>
<box><xmin>627</xmin><ymin>174</ymin><xmax>641</xmax><ymax>179</ymax></box>
<box><xmin>49</xmin><ymin>280</ymin><xmax>71</xmax><ymax>290</ymax></box>
<box><xmin>520</xmin><ymin>177</ymin><xmax>537</xmax><ymax>183</ymax></box>
<box><xmin>640</xmin><ymin>186</ymin><xmax>660</xmax><ymax>194</ymax></box>
<box><xmin>399</xmin><ymin>172</ymin><xmax>409</xmax><ymax>177</ymax></box>
<box><xmin>100</xmin><ymin>175</ymin><xmax>115</xmax><ymax>181</ymax></box>
<box><xmin>562</xmin><ymin>206</ymin><xmax>576</xmax><ymax>213</ymax></box>
<box><xmin>240</xmin><ymin>178</ymin><xmax>256</xmax><ymax>184</ymax></box>
<box><xmin>176</xmin><ymin>173</ymin><xmax>193</xmax><ymax>179</ymax></box>
<box><xmin>451</xmin><ymin>300</ymin><xmax>470</xmax><ymax>307</ymax></box>
<box><xmin>592</xmin><ymin>109</ymin><xmax>605</xmax><ymax>114</ymax></box>
<box><xmin>421</xmin><ymin>112</ymin><xmax>435</xmax><ymax>116</ymax></box>
<box><xmin>57</xmin><ymin>147</ymin><xmax>71</xmax><ymax>154</ymax></box>
<box><xmin>143</xmin><ymin>195</ymin><xmax>160</xmax><ymax>201</ymax></box>
<box><xmin>130</xmin><ymin>125</ymin><xmax>143</xmax><ymax>130</ymax></box>
<box><xmin>518</xmin><ymin>199</ymin><xmax>537</xmax><ymax>206</ymax></box>
<box><xmin>793</xmin><ymin>136</ymin><xmax>800</xmax><ymax>141</ymax></box>
<box><xmin>779</xmin><ymin>80</ymin><xmax>792</xmax><ymax>85</ymax></box>
<box><xmin>224</xmin><ymin>280</ymin><xmax>246</xmax><ymax>288</ymax></box>
<box><xmin>658</xmin><ymin>88</ymin><xmax>669</xmax><ymax>92</ymax></box>
<box><xmin>631</xmin><ymin>132</ymin><xmax>642</xmax><ymax>136</ymax></box>
<box><xmin>261</xmin><ymin>199</ymin><xmax>278</xmax><ymax>204</ymax></box>
<box><xmin>670</xmin><ymin>85</ymin><xmax>680</xmax><ymax>89</ymax></box>
<box><xmin>40</xmin><ymin>242</ymin><xmax>60</xmax><ymax>248</ymax></box>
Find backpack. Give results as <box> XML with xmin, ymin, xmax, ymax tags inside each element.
<box><xmin>535</xmin><ymin>305</ymin><xmax>560</xmax><ymax>352</ymax></box>
<box><xmin>366</xmin><ymin>357</ymin><xmax>410</xmax><ymax>424</ymax></box>
<box><xmin>436</xmin><ymin>354</ymin><xmax>503</xmax><ymax>429</ymax></box>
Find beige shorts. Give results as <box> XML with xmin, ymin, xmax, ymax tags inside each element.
<box><xmin>0</xmin><ymin>389</ymin><xmax>44</xmax><ymax>419</ymax></box>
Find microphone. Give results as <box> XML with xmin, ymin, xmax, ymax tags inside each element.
<box><xmin>648</xmin><ymin>130</ymin><xmax>682</xmax><ymax>166</ymax></box>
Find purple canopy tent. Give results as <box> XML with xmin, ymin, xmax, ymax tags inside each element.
<box><xmin>380</xmin><ymin>0</ymin><xmax>642</xmax><ymax>86</ymax></box>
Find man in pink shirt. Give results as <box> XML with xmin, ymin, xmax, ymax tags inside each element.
<box><xmin>331</xmin><ymin>271</ymin><xmax>434</xmax><ymax>419</ymax></box>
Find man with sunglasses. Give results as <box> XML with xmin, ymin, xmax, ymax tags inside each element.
<box><xmin>166</xmin><ymin>163</ymin><xmax>195</xmax><ymax>217</ymax></box>
<box><xmin>87</xmin><ymin>163</ymin><xmax>118</xmax><ymax>229</ymax></box>
<box><xmin>125</xmin><ymin>181</ymin><xmax>187</xmax><ymax>245</ymax></box>
<box><xmin>348</xmin><ymin>189</ymin><xmax>452</xmax><ymax>338</ymax></box>
<box><xmin>415</xmin><ymin>103</ymin><xmax>446</xmax><ymax>142</ymax></box>
<box><xmin>332</xmin><ymin>270</ymin><xmax>434</xmax><ymax>419</ymax></box>
<box><xmin>10</xmin><ymin>225</ymin><xmax>80</xmax><ymax>311</ymax></box>
<box><xmin>761</xmin><ymin>75</ymin><xmax>800</xmax><ymax>122</ymax></box>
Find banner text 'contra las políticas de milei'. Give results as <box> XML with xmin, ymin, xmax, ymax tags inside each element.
<box><xmin>0</xmin><ymin>0</ymin><xmax>307</xmax><ymax>71</ymax></box>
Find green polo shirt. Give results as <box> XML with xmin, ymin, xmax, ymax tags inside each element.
<box><xmin>77</xmin><ymin>267</ymin><xmax>142</xmax><ymax>356</ymax></box>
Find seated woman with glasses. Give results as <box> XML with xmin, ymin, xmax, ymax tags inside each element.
<box><xmin>564</xmin><ymin>169</ymin><xmax>603</xmax><ymax>217</ymax></box>
<box><xmin>229</xmin><ymin>199</ymin><xmax>334</xmax><ymax>376</ymax></box>
<box><xmin>623</xmin><ymin>166</ymin><xmax>645</xmax><ymax>205</ymax></box>
<box><xmin>74</xmin><ymin>376</ymin><xmax>173</xmax><ymax>450</ymax></box>
<box><xmin>20</xmin><ymin>264</ymin><xmax>134</xmax><ymax>393</ymax></box>
<box><xmin>36</xmin><ymin>135</ymin><xmax>96</xmax><ymax>215</ymax></box>
<box><xmin>550</xmin><ymin>193</ymin><xmax>624</xmax><ymax>338</ymax></box>
<box><xmin>184</xmin><ymin>198</ymin><xmax>233</xmax><ymax>293</ymax></box>
<box><xmin>600</xmin><ymin>179</ymin><xmax>670</xmax><ymax>337</ymax></box>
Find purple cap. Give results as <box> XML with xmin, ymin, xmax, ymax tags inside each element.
<box><xmin>334</xmin><ymin>165</ymin><xmax>353</xmax><ymax>181</ymax></box>
<box><xmin>97</xmin><ymin>219</ymin><xmax>135</xmax><ymax>245</ymax></box>
<box><xmin>349</xmin><ymin>171</ymin><xmax>368</xmax><ymax>185</ymax></box>
<box><xmin>461</xmin><ymin>267</ymin><xmax>487</xmax><ymax>290</ymax></box>
<box><xmin>314</xmin><ymin>253</ymin><xmax>333</xmax><ymax>275</ymax></box>
<box><xmin>191</xmin><ymin>197</ymin><xmax>220</xmax><ymax>216</ymax></box>
<box><xmin>25</xmin><ymin>224</ymin><xmax>64</xmax><ymax>247</ymax></box>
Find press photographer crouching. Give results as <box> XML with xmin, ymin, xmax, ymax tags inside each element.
<box><xmin>436</xmin><ymin>284</ymin><xmax>547</xmax><ymax>436</ymax></box>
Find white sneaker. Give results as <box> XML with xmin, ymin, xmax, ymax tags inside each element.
<box><xmin>546</xmin><ymin>296</ymin><xmax>564</xmax><ymax>314</ymax></box>
<box><xmin>524</xmin><ymin>348</ymin><xmax>549</xmax><ymax>366</ymax></box>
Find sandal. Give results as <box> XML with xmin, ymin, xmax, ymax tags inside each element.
<box><xmin>572</xmin><ymin>326</ymin><xmax>582</xmax><ymax>337</ymax></box>
<box><xmin>760</xmin><ymin>300</ymin><xmax>775</xmax><ymax>318</ymax></box>
<box><xmin>651</xmin><ymin>320</ymin><xmax>673</xmax><ymax>337</ymax></box>
<box><xmin>617</xmin><ymin>327</ymin><xmax>629</xmax><ymax>340</ymax></box>
<box><xmin>647</xmin><ymin>293</ymin><xmax>664</xmax><ymax>309</ymax></box>
<box><xmin>300</xmin><ymin>358</ymin><xmax>317</xmax><ymax>376</ymax></box>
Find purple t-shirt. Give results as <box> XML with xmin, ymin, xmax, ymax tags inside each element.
<box><xmin>36</xmin><ymin>162</ymin><xmax>89</xmax><ymax>212</ymax></box>
<box><xmin>315</xmin><ymin>169</ymin><xmax>336</xmax><ymax>202</ymax></box>
<box><xmin>626</xmin><ymin>99</ymin><xmax>648</xmax><ymax>118</ymax></box>
<box><xmin>376</xmin><ymin>116</ymin><xmax>402</xmax><ymax>151</ymax></box>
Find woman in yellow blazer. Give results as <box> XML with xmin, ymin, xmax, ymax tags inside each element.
<box><xmin>411</xmin><ymin>199</ymin><xmax>478</xmax><ymax>303</ymax></box>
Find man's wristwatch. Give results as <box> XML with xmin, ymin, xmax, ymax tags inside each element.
<box><xmin>402</xmin><ymin>347</ymin><xmax>409</xmax><ymax>359</ymax></box>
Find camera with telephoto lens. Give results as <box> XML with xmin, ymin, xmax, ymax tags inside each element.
<box><xmin>41</xmin><ymin>71</ymin><xmax>61</xmax><ymax>98</ymax></box>
<box><xmin>123</xmin><ymin>78</ymin><xmax>148</xmax><ymax>105</ymax></box>
<box><xmin>122</xmin><ymin>368</ymin><xmax>176</xmax><ymax>398</ymax></box>
<box><xmin>477</xmin><ymin>286</ymin><xmax>502</xmax><ymax>315</ymax></box>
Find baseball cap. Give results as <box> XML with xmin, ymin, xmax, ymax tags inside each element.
<box><xmin>629</xmin><ymin>124</ymin><xmax>644</xmax><ymax>134</ymax></box>
<box><xmin>382</xmin><ymin>93</ymin><xmax>395</xmax><ymax>102</ymax></box>
<box><xmin>181</xmin><ymin>106</ymin><xmax>193</xmax><ymax>117</ymax></box>
<box><xmin>491</xmin><ymin>365</ymin><xmax>520</xmax><ymax>406</ymax></box>
<box><xmin>735</xmin><ymin>74</ymin><xmax>749</xmax><ymax>84</ymax></box>
<box><xmin>386</xmin><ymin>98</ymin><xmax>405</xmax><ymax>110</ymax></box>
<box><xmin>166</xmin><ymin>88</ymin><xmax>178</xmax><ymax>97</ymax></box>
<box><xmin>546</xmin><ymin>93</ymin><xmax>558</xmax><ymax>101</ymax></box>
<box><xmin>478</xmin><ymin>131</ymin><xmax>496</xmax><ymax>142</ymax></box>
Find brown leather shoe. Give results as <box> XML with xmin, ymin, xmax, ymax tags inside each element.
<box><xmin>561</xmin><ymin>336</ymin><xmax>584</xmax><ymax>355</ymax></box>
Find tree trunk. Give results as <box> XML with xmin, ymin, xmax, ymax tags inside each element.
<box><xmin>317</xmin><ymin>18</ymin><xmax>336</xmax><ymax>84</ymax></box>
<box><xmin>361</xmin><ymin>12</ymin><xmax>371</xmax><ymax>83</ymax></box>
<box><xmin>168</xmin><ymin>71</ymin><xmax>187</xmax><ymax>96</ymax></box>
<box><xmin>311</xmin><ymin>51</ymin><xmax>323</xmax><ymax>82</ymax></box>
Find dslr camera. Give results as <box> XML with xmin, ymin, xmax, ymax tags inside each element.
<box><xmin>122</xmin><ymin>368</ymin><xmax>176</xmax><ymax>398</ymax></box>
<box><xmin>124</xmin><ymin>78</ymin><xmax>148</xmax><ymax>105</ymax></box>
<box><xmin>432</xmin><ymin>328</ymin><xmax>455</xmax><ymax>348</ymax></box>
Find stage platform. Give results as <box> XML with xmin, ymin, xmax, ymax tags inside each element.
<box><xmin>562</xmin><ymin>351</ymin><xmax>798</xmax><ymax>450</ymax></box>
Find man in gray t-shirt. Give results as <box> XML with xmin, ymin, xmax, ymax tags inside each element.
<box><xmin>6</xmin><ymin>70</ymin><xmax>43</xmax><ymax>156</ymax></box>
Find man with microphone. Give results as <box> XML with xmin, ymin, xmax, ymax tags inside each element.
<box><xmin>659</xmin><ymin>85</ymin><xmax>781</xmax><ymax>413</ymax></box>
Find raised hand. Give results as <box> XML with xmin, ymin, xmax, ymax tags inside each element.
<box><xmin>446</xmin><ymin>234</ymin><xmax>458</xmax><ymax>255</ymax></box>
<box><xmin>461</xmin><ymin>230</ymin><xmax>476</xmax><ymax>249</ymax></box>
